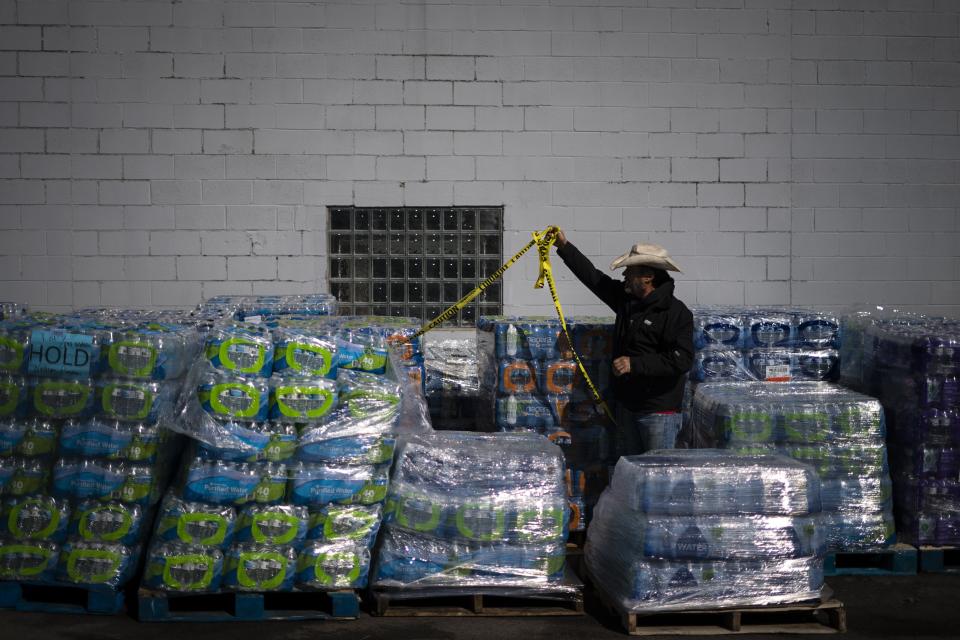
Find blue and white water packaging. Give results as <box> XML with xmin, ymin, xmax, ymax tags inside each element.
<box><xmin>269</xmin><ymin>375</ymin><xmax>337</xmax><ymax>423</ymax></box>
<box><xmin>30</xmin><ymin>378</ymin><xmax>96</xmax><ymax>419</ymax></box>
<box><xmin>235</xmin><ymin>504</ymin><xmax>308</xmax><ymax>548</ymax></box>
<box><xmin>289</xmin><ymin>463</ymin><xmax>390</xmax><ymax>507</ymax></box>
<box><xmin>272</xmin><ymin>329</ymin><xmax>338</xmax><ymax>379</ymax></box>
<box><xmin>695</xmin><ymin>314</ymin><xmax>745</xmax><ymax>350</ymax></box>
<box><xmin>307</xmin><ymin>504</ymin><xmax>382</xmax><ymax>547</ymax></box>
<box><xmin>181</xmin><ymin>459</ymin><xmax>287</xmax><ymax>507</ymax></box>
<box><xmin>96</xmin><ymin>378</ymin><xmax>175</xmax><ymax>423</ymax></box>
<box><xmin>0</xmin><ymin>494</ymin><xmax>70</xmax><ymax>542</ymax></box>
<box><xmin>56</xmin><ymin>541</ymin><xmax>136</xmax><ymax>587</ymax></box>
<box><xmin>0</xmin><ymin>539</ymin><xmax>59</xmax><ymax>581</ymax></box>
<box><xmin>197</xmin><ymin>370</ymin><xmax>270</xmax><ymax>423</ymax></box>
<box><xmin>223</xmin><ymin>544</ymin><xmax>297</xmax><ymax>592</ymax></box>
<box><xmin>296</xmin><ymin>541</ymin><xmax>370</xmax><ymax>589</ymax></box>
<box><xmin>204</xmin><ymin>323</ymin><xmax>273</xmax><ymax>378</ymax></box>
<box><xmin>154</xmin><ymin>494</ymin><xmax>236</xmax><ymax>546</ymax></box>
<box><xmin>496</xmin><ymin>393</ymin><xmax>555</xmax><ymax>430</ymax></box>
<box><xmin>70</xmin><ymin>500</ymin><xmax>144</xmax><ymax>546</ymax></box>
<box><xmin>0</xmin><ymin>376</ymin><xmax>28</xmax><ymax>418</ymax></box>
<box><xmin>144</xmin><ymin>542</ymin><xmax>224</xmax><ymax>592</ymax></box>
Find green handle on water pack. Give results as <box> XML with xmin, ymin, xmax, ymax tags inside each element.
<box><xmin>274</xmin><ymin>386</ymin><xmax>335</xmax><ymax>419</ymax></box>
<box><xmin>78</xmin><ymin>504</ymin><xmax>132</xmax><ymax>542</ymax></box>
<box><xmin>455</xmin><ymin>503</ymin><xmax>506</xmax><ymax>542</ymax></box>
<box><xmin>103</xmin><ymin>383</ymin><xmax>153</xmax><ymax>421</ymax></box>
<box><xmin>177</xmin><ymin>513</ymin><xmax>229</xmax><ymax>545</ymax></box>
<box><xmin>9</xmin><ymin>498</ymin><xmax>59</xmax><ymax>540</ymax></box>
<box><xmin>162</xmin><ymin>554</ymin><xmax>215</xmax><ymax>591</ymax></box>
<box><xmin>108</xmin><ymin>341</ymin><xmax>158</xmax><ymax>377</ymax></box>
<box><xmin>236</xmin><ymin>551</ymin><xmax>286</xmax><ymax>590</ymax></box>
<box><xmin>311</xmin><ymin>552</ymin><xmax>361</xmax><ymax>587</ymax></box>
<box><xmin>0</xmin><ymin>544</ymin><xmax>52</xmax><ymax>577</ymax></box>
<box><xmin>219</xmin><ymin>337</ymin><xmax>266</xmax><ymax>374</ymax></box>
<box><xmin>34</xmin><ymin>381</ymin><xmax>88</xmax><ymax>417</ymax></box>
<box><xmin>66</xmin><ymin>548</ymin><xmax>122</xmax><ymax>584</ymax></box>
<box><xmin>210</xmin><ymin>382</ymin><xmax>261</xmax><ymax>419</ymax></box>
<box><xmin>396</xmin><ymin>496</ymin><xmax>441</xmax><ymax>534</ymax></box>
<box><xmin>285</xmin><ymin>342</ymin><xmax>333</xmax><ymax>376</ymax></box>
<box><xmin>251</xmin><ymin>512</ymin><xmax>299</xmax><ymax>545</ymax></box>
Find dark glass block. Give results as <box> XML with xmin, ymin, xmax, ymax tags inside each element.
<box><xmin>354</xmin><ymin>283</ymin><xmax>370</xmax><ymax>303</ymax></box>
<box><xmin>407</xmin><ymin>258</ymin><xmax>422</xmax><ymax>278</ymax></box>
<box><xmin>391</xmin><ymin>258</ymin><xmax>405</xmax><ymax>278</ymax></box>
<box><xmin>373</xmin><ymin>282</ymin><xmax>387</xmax><ymax>303</ymax></box>
<box><xmin>370</xmin><ymin>233</ymin><xmax>387</xmax><ymax>254</ymax></box>
<box><xmin>461</xmin><ymin>304</ymin><xmax>476</xmax><ymax>324</ymax></box>
<box><xmin>373</xmin><ymin>305</ymin><xmax>388</xmax><ymax>316</ymax></box>
<box><xmin>425</xmin><ymin>282</ymin><xmax>441</xmax><ymax>302</ymax></box>
<box><xmin>425</xmin><ymin>258</ymin><xmax>441</xmax><ymax>279</ymax></box>
<box><xmin>355</xmin><ymin>305</ymin><xmax>371</xmax><ymax>315</ymax></box>
<box><xmin>478</xmin><ymin>234</ymin><xmax>499</xmax><ymax>255</ymax></box>
<box><xmin>408</xmin><ymin>209</ymin><xmax>423</xmax><ymax>230</ymax></box>
<box><xmin>372</xmin><ymin>258</ymin><xmax>387</xmax><ymax>279</ymax></box>
<box><xmin>443</xmin><ymin>233</ymin><xmax>458</xmax><ymax>255</ymax></box>
<box><xmin>443</xmin><ymin>259</ymin><xmax>458</xmax><ymax>279</ymax></box>
<box><xmin>480</xmin><ymin>303</ymin><xmax>499</xmax><ymax>317</ymax></box>
<box><xmin>481</xmin><ymin>259</ymin><xmax>500</xmax><ymax>278</ymax></box>
<box><xmin>461</xmin><ymin>234</ymin><xmax>476</xmax><ymax>254</ymax></box>
<box><xmin>329</xmin><ymin>258</ymin><xmax>350</xmax><ymax>279</ymax></box>
<box><xmin>461</xmin><ymin>258</ymin><xmax>476</xmax><ymax>279</ymax></box>
<box><xmin>461</xmin><ymin>209</ymin><xmax>476</xmax><ymax>231</ymax></box>
<box><xmin>354</xmin><ymin>234</ymin><xmax>369</xmax><ymax>254</ymax></box>
<box><xmin>424</xmin><ymin>233</ymin><xmax>441</xmax><ymax>255</ymax></box>
<box><xmin>329</xmin><ymin>209</ymin><xmax>351</xmax><ymax>230</ymax></box>
<box><xmin>479</xmin><ymin>209</ymin><xmax>500</xmax><ymax>231</ymax></box>
<box><xmin>425</xmin><ymin>208</ymin><xmax>442</xmax><ymax>230</ymax></box>
<box><xmin>408</xmin><ymin>282</ymin><xmax>422</xmax><ymax>303</ymax></box>
<box><xmin>481</xmin><ymin>282</ymin><xmax>501</xmax><ymax>302</ymax></box>
<box><xmin>354</xmin><ymin>258</ymin><xmax>370</xmax><ymax>279</ymax></box>
<box><xmin>331</xmin><ymin>282</ymin><xmax>351</xmax><ymax>302</ymax></box>
<box><xmin>390</xmin><ymin>234</ymin><xmax>404</xmax><ymax>254</ymax></box>
<box><xmin>389</xmin><ymin>209</ymin><xmax>405</xmax><ymax>230</ymax></box>
<box><xmin>330</xmin><ymin>233</ymin><xmax>351</xmax><ymax>254</ymax></box>
<box><xmin>389</xmin><ymin>306</ymin><xmax>405</xmax><ymax>318</ymax></box>
<box><xmin>354</xmin><ymin>209</ymin><xmax>369</xmax><ymax>230</ymax></box>
<box><xmin>406</xmin><ymin>306</ymin><xmax>423</xmax><ymax>322</ymax></box>
<box><xmin>391</xmin><ymin>282</ymin><xmax>405</xmax><ymax>302</ymax></box>
<box><xmin>407</xmin><ymin>232</ymin><xmax>423</xmax><ymax>255</ymax></box>
<box><xmin>444</xmin><ymin>282</ymin><xmax>460</xmax><ymax>303</ymax></box>
<box><xmin>371</xmin><ymin>209</ymin><xmax>387</xmax><ymax>230</ymax></box>
<box><xmin>443</xmin><ymin>209</ymin><xmax>458</xmax><ymax>230</ymax></box>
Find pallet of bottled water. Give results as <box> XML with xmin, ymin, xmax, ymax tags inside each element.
<box><xmin>585</xmin><ymin>450</ymin><xmax>827</xmax><ymax>619</ymax></box>
<box><xmin>371</xmin><ymin>431</ymin><xmax>583</xmax><ymax>615</ymax></box>
<box><xmin>0</xmin><ymin>308</ymin><xmax>200</xmax><ymax>614</ymax></box>
<box><xmin>846</xmin><ymin>311</ymin><xmax>960</xmax><ymax>554</ymax></box>
<box><xmin>136</xmin><ymin>316</ymin><xmax>423</xmax><ymax>622</ymax></box>
<box><xmin>689</xmin><ymin>381</ymin><xmax>895</xmax><ymax>553</ymax></box>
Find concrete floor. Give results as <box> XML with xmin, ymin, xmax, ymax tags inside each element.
<box><xmin>2</xmin><ymin>575</ymin><xmax>958</xmax><ymax>640</ymax></box>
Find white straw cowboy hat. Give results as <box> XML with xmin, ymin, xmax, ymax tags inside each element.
<box><xmin>610</xmin><ymin>242</ymin><xmax>683</xmax><ymax>272</ymax></box>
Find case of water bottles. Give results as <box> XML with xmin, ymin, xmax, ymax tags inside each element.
<box><xmin>423</xmin><ymin>335</ymin><xmax>482</xmax><ymax>430</ymax></box>
<box><xmin>585</xmin><ymin>450</ymin><xmax>826</xmax><ymax>613</ymax></box>
<box><xmin>687</xmin><ymin>381</ymin><xmax>895</xmax><ymax>551</ymax></box>
<box><xmin>476</xmin><ymin>316</ymin><xmax>616</xmax><ymax>535</ymax></box>
<box><xmin>844</xmin><ymin>310</ymin><xmax>960</xmax><ymax>546</ymax></box>
<box><xmin>372</xmin><ymin>430</ymin><xmax>575</xmax><ymax>595</ymax></box>
<box><xmin>140</xmin><ymin>312</ymin><xmax>428</xmax><ymax>595</ymax></box>
<box><xmin>0</xmin><ymin>308</ymin><xmax>201</xmax><ymax>589</ymax></box>
<box><xmin>690</xmin><ymin>306</ymin><xmax>841</xmax><ymax>384</ymax></box>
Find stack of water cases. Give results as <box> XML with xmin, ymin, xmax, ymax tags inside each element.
<box><xmin>689</xmin><ymin>382</ymin><xmax>895</xmax><ymax>551</ymax></box>
<box><xmin>585</xmin><ymin>451</ymin><xmax>825</xmax><ymax>612</ymax></box>
<box><xmin>0</xmin><ymin>303</ymin><xmax>27</xmax><ymax>321</ymax></box>
<box><xmin>0</xmin><ymin>309</ymin><xmax>199</xmax><ymax>593</ymax></box>
<box><xmin>423</xmin><ymin>337</ymin><xmax>481</xmax><ymax>430</ymax></box>
<box><xmin>476</xmin><ymin>316</ymin><xmax>616</xmax><ymax>534</ymax></box>
<box><xmin>373</xmin><ymin>431</ymin><xmax>574</xmax><ymax>593</ymax></box>
<box><xmin>848</xmin><ymin>312</ymin><xmax>960</xmax><ymax>547</ymax></box>
<box><xmin>195</xmin><ymin>294</ymin><xmax>338</xmax><ymax>330</ymax></box>
<box><xmin>690</xmin><ymin>306</ymin><xmax>841</xmax><ymax>387</ymax></box>
<box><xmin>142</xmin><ymin>318</ymin><xmax>404</xmax><ymax>595</ymax></box>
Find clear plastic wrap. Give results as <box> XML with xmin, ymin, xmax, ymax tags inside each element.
<box><xmin>372</xmin><ymin>431</ymin><xmax>574</xmax><ymax>594</ymax></box>
<box><xmin>0</xmin><ymin>308</ymin><xmax>198</xmax><ymax>590</ymax></box>
<box><xmin>845</xmin><ymin>310</ymin><xmax>960</xmax><ymax>545</ymax></box>
<box><xmin>424</xmin><ymin>335</ymin><xmax>481</xmax><ymax>430</ymax></box>
<box><xmin>688</xmin><ymin>382</ymin><xmax>895</xmax><ymax>551</ymax></box>
<box><xmin>141</xmin><ymin>313</ymin><xmax>430</xmax><ymax>595</ymax></box>
<box><xmin>585</xmin><ymin>451</ymin><xmax>824</xmax><ymax>613</ymax></box>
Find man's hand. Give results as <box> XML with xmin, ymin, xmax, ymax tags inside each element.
<box><xmin>612</xmin><ymin>356</ymin><xmax>631</xmax><ymax>377</ymax></box>
<box><xmin>553</xmin><ymin>227</ymin><xmax>567</xmax><ymax>248</ymax></box>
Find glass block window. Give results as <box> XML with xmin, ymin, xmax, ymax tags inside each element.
<box><xmin>328</xmin><ymin>207</ymin><xmax>504</xmax><ymax>325</ymax></box>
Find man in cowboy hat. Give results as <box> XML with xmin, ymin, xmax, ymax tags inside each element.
<box><xmin>554</xmin><ymin>229</ymin><xmax>694</xmax><ymax>454</ymax></box>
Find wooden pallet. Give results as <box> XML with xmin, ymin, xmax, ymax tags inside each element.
<box><xmin>0</xmin><ymin>580</ymin><xmax>125</xmax><ymax>615</ymax></box>
<box><xmin>824</xmin><ymin>543</ymin><xmax>918</xmax><ymax>576</ymax></box>
<box><xmin>919</xmin><ymin>545</ymin><xmax>960</xmax><ymax>573</ymax></box>
<box><xmin>615</xmin><ymin>599</ymin><xmax>846</xmax><ymax>636</ymax></box>
<box><xmin>370</xmin><ymin>569</ymin><xmax>584</xmax><ymax>617</ymax></box>
<box><xmin>136</xmin><ymin>587</ymin><xmax>359</xmax><ymax>622</ymax></box>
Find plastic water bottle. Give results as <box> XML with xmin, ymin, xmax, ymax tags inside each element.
<box><xmin>296</xmin><ymin>541</ymin><xmax>370</xmax><ymax>589</ymax></box>
<box><xmin>57</xmin><ymin>541</ymin><xmax>134</xmax><ymax>587</ymax></box>
<box><xmin>235</xmin><ymin>504</ymin><xmax>308</xmax><ymax>548</ymax></box>
<box><xmin>0</xmin><ymin>538</ymin><xmax>59</xmax><ymax>581</ymax></box>
<box><xmin>223</xmin><ymin>544</ymin><xmax>297</xmax><ymax>592</ymax></box>
<box><xmin>144</xmin><ymin>542</ymin><xmax>224</xmax><ymax>592</ymax></box>
<box><xmin>0</xmin><ymin>494</ymin><xmax>70</xmax><ymax>542</ymax></box>
<box><xmin>307</xmin><ymin>504</ymin><xmax>382</xmax><ymax>548</ymax></box>
<box><xmin>70</xmin><ymin>500</ymin><xmax>144</xmax><ymax>546</ymax></box>
<box><xmin>155</xmin><ymin>494</ymin><xmax>236</xmax><ymax>546</ymax></box>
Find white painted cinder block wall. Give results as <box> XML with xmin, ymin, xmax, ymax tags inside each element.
<box><xmin>0</xmin><ymin>0</ymin><xmax>958</xmax><ymax>316</ymax></box>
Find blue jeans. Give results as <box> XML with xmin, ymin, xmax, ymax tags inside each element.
<box><xmin>617</xmin><ymin>408</ymin><xmax>682</xmax><ymax>456</ymax></box>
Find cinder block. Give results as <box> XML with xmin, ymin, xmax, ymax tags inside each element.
<box><xmin>174</xmin><ymin>105</ymin><xmax>225</xmax><ymax>129</ymax></box>
<box><xmin>673</xmin><ymin>158</ymin><xmax>719</xmax><ymax>182</ymax></box>
<box><xmin>175</xmin><ymin>156</ymin><xmax>225</xmax><ymax>180</ymax></box>
<box><xmin>175</xmin><ymin>205</ymin><xmax>225</xmax><ymax>230</ymax></box>
<box><xmin>326</xmin><ymin>105</ymin><xmax>375</xmax><ymax>130</ymax></box>
<box><xmin>153</xmin><ymin>130</ymin><xmax>202</xmax><ymax>155</ymax></box>
<box><xmin>124</xmin><ymin>206</ymin><xmax>175</xmax><ymax>230</ymax></box>
<box><xmin>203</xmin><ymin>130</ymin><xmax>254</xmax><ymax>154</ymax></box>
<box><xmin>250</xmin><ymin>231</ymin><xmax>302</xmax><ymax>255</ymax></box>
<box><xmin>100</xmin><ymin>181</ymin><xmax>150</xmax><ymax>205</ymax></box>
<box><xmin>426</xmin><ymin>106</ymin><xmax>474</xmax><ymax>130</ymax></box>
<box><xmin>123</xmin><ymin>256</ymin><xmax>175</xmax><ymax>280</ymax></box>
<box><xmin>227</xmin><ymin>206</ymin><xmax>279</xmax><ymax>231</ymax></box>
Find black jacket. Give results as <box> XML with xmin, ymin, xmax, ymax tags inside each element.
<box><xmin>557</xmin><ymin>242</ymin><xmax>694</xmax><ymax>413</ymax></box>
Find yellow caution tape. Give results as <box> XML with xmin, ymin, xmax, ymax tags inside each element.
<box><xmin>414</xmin><ymin>226</ymin><xmax>617</xmax><ymax>426</ymax></box>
